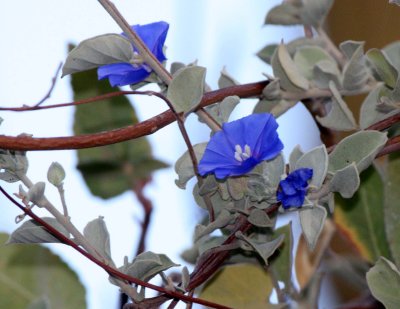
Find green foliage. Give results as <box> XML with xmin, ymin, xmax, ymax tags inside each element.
<box><xmin>62</xmin><ymin>34</ymin><xmax>134</xmax><ymax>76</ymax></box>
<box><xmin>83</xmin><ymin>217</ymin><xmax>112</xmax><ymax>262</ymax></box>
<box><xmin>8</xmin><ymin>218</ymin><xmax>69</xmax><ymax>244</ymax></box>
<box><xmin>70</xmin><ymin>57</ymin><xmax>167</xmax><ymax>199</ymax></box>
<box><xmin>199</xmin><ymin>264</ymin><xmax>274</xmax><ymax>309</ymax></box>
<box><xmin>299</xmin><ymin>205</ymin><xmax>327</xmax><ymax>250</ymax></box>
<box><xmin>366</xmin><ymin>257</ymin><xmax>400</xmax><ymax>309</ymax></box>
<box><xmin>384</xmin><ymin>153</ymin><xmax>400</xmax><ymax>267</ymax></box>
<box><xmin>0</xmin><ymin>233</ymin><xmax>86</xmax><ymax>309</ymax></box>
<box><xmin>335</xmin><ymin>166</ymin><xmax>391</xmax><ymax>262</ymax></box>
<box><xmin>166</xmin><ymin>66</ymin><xmax>206</xmax><ymax>114</ymax></box>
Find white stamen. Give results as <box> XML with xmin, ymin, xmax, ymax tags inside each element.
<box><xmin>234</xmin><ymin>144</ymin><xmax>252</xmax><ymax>162</ymax></box>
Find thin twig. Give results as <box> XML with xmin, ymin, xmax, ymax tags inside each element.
<box><xmin>34</xmin><ymin>62</ymin><xmax>62</xmax><ymax>107</ymax></box>
<box><xmin>0</xmin><ymin>186</ymin><xmax>232</xmax><ymax>309</ymax></box>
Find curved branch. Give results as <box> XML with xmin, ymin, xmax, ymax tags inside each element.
<box><xmin>0</xmin><ymin>81</ymin><xmax>268</xmax><ymax>151</ymax></box>
<box><xmin>0</xmin><ymin>186</ymin><xmax>231</xmax><ymax>309</ymax></box>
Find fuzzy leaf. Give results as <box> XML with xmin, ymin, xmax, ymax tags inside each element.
<box><xmin>262</xmin><ymin>79</ymin><xmax>281</xmax><ymax>100</ymax></box>
<box><xmin>167</xmin><ymin>66</ymin><xmax>206</xmax><ymax>114</ymax></box>
<box><xmin>341</xmin><ymin>41</ymin><xmax>369</xmax><ymax>91</ymax></box>
<box><xmin>271</xmin><ymin>43</ymin><xmax>309</xmax><ymax>92</ymax></box>
<box><xmin>317</xmin><ymin>82</ymin><xmax>357</xmax><ymax>131</ymax></box>
<box><xmin>218</xmin><ymin>67</ymin><xmax>240</xmax><ymax>88</ymax></box>
<box><xmin>367</xmin><ymin>48</ymin><xmax>398</xmax><ymax>88</ymax></box>
<box><xmin>289</xmin><ymin>145</ymin><xmax>304</xmax><ymax>172</ymax></box>
<box><xmin>295</xmin><ymin>145</ymin><xmax>328</xmax><ymax>189</ymax></box>
<box><xmin>335</xmin><ymin>167</ymin><xmax>391</xmax><ymax>262</ymax></box>
<box><xmin>366</xmin><ymin>257</ymin><xmax>400</xmax><ymax>309</ymax></box>
<box><xmin>265</xmin><ymin>2</ymin><xmax>303</xmax><ymax>25</ymax></box>
<box><xmin>313</xmin><ymin>60</ymin><xmax>342</xmax><ymax>89</ymax></box>
<box><xmin>294</xmin><ymin>45</ymin><xmax>337</xmax><ymax>80</ymax></box>
<box><xmin>195</xmin><ymin>210</ymin><xmax>234</xmax><ymax>241</ymax></box>
<box><xmin>328</xmin><ymin>130</ymin><xmax>388</xmax><ymax>173</ymax></box>
<box><xmin>175</xmin><ymin>143</ymin><xmax>207</xmax><ymax>189</ymax></box>
<box><xmin>0</xmin><ymin>233</ymin><xmax>86</xmax><ymax>309</ymax></box>
<box><xmin>247</xmin><ymin>209</ymin><xmax>274</xmax><ymax>228</ymax></box>
<box><xmin>253</xmin><ymin>99</ymin><xmax>297</xmax><ymax>118</ymax></box>
<box><xmin>8</xmin><ymin>218</ymin><xmax>69</xmax><ymax>244</ymax></box>
<box><xmin>62</xmin><ymin>34</ymin><xmax>134</xmax><ymax>76</ymax></box>
<box><xmin>299</xmin><ymin>205</ymin><xmax>327</xmax><ymax>250</ymax></box>
<box><xmin>257</xmin><ymin>44</ymin><xmax>278</xmax><ymax>65</ymax></box>
<box><xmin>383</xmin><ymin>41</ymin><xmax>400</xmax><ymax>72</ymax></box>
<box><xmin>329</xmin><ymin>162</ymin><xmax>360</xmax><ymax>198</ymax></box>
<box><xmin>236</xmin><ymin>231</ymin><xmax>284</xmax><ymax>265</ymax></box>
<box><xmin>83</xmin><ymin>217</ymin><xmax>112</xmax><ymax>261</ymax></box>
<box><xmin>301</xmin><ymin>0</ymin><xmax>334</xmax><ymax>27</ymax></box>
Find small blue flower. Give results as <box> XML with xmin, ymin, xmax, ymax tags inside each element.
<box><xmin>98</xmin><ymin>21</ymin><xmax>169</xmax><ymax>87</ymax></box>
<box><xmin>277</xmin><ymin>168</ymin><xmax>313</xmax><ymax>209</ymax></box>
<box><xmin>198</xmin><ymin>113</ymin><xmax>284</xmax><ymax>179</ymax></box>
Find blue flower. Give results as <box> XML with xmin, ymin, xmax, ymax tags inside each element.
<box><xmin>198</xmin><ymin>113</ymin><xmax>284</xmax><ymax>179</ymax></box>
<box><xmin>277</xmin><ymin>168</ymin><xmax>313</xmax><ymax>209</ymax></box>
<box><xmin>98</xmin><ymin>21</ymin><xmax>169</xmax><ymax>87</ymax></box>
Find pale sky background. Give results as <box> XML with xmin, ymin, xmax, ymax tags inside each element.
<box><xmin>0</xmin><ymin>1</ymin><xmax>320</xmax><ymax>308</ymax></box>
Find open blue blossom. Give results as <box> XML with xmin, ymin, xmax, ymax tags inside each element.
<box><xmin>98</xmin><ymin>21</ymin><xmax>169</xmax><ymax>87</ymax></box>
<box><xmin>198</xmin><ymin>113</ymin><xmax>284</xmax><ymax>179</ymax></box>
<box><xmin>277</xmin><ymin>168</ymin><xmax>313</xmax><ymax>209</ymax></box>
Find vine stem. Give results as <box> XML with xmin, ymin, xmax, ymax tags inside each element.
<box><xmin>0</xmin><ymin>186</ymin><xmax>232</xmax><ymax>309</ymax></box>
<box><xmin>0</xmin><ymin>81</ymin><xmax>268</xmax><ymax>151</ymax></box>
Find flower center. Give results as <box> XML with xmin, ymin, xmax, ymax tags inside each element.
<box><xmin>234</xmin><ymin>144</ymin><xmax>252</xmax><ymax>162</ymax></box>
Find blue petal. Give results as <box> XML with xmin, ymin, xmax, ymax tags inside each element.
<box><xmin>279</xmin><ymin>192</ymin><xmax>305</xmax><ymax>209</ymax></box>
<box><xmin>280</xmin><ymin>180</ymin><xmax>297</xmax><ymax>195</ymax></box>
<box><xmin>98</xmin><ymin>63</ymin><xmax>150</xmax><ymax>86</ymax></box>
<box><xmin>130</xmin><ymin>21</ymin><xmax>169</xmax><ymax>62</ymax></box>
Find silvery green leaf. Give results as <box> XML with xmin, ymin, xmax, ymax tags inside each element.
<box><xmin>340</xmin><ymin>40</ymin><xmax>364</xmax><ymax>60</ymax></box>
<box><xmin>119</xmin><ymin>251</ymin><xmax>179</xmax><ymax>283</ymax></box>
<box><xmin>175</xmin><ymin>143</ymin><xmax>207</xmax><ymax>189</ymax></box>
<box><xmin>286</xmin><ymin>37</ymin><xmax>325</xmax><ymax>55</ymax></box>
<box><xmin>329</xmin><ymin>162</ymin><xmax>360</xmax><ymax>198</ymax></box>
<box><xmin>295</xmin><ymin>145</ymin><xmax>328</xmax><ymax>189</ymax></box>
<box><xmin>7</xmin><ymin>218</ymin><xmax>69</xmax><ymax>244</ymax></box>
<box><xmin>341</xmin><ymin>41</ymin><xmax>369</xmax><ymax>91</ymax></box>
<box><xmin>366</xmin><ymin>257</ymin><xmax>400</xmax><ymax>309</ymax></box>
<box><xmin>0</xmin><ymin>171</ymin><xmax>19</xmax><ymax>183</ymax></box>
<box><xmin>218</xmin><ymin>96</ymin><xmax>240</xmax><ymax>123</ymax></box>
<box><xmin>301</xmin><ymin>0</ymin><xmax>334</xmax><ymax>27</ymax></box>
<box><xmin>170</xmin><ymin>62</ymin><xmax>186</xmax><ymax>75</ymax></box>
<box><xmin>62</xmin><ymin>34</ymin><xmax>134</xmax><ymax>76</ymax></box>
<box><xmin>198</xmin><ymin>236</ymin><xmax>227</xmax><ymax>256</ymax></box>
<box><xmin>360</xmin><ymin>85</ymin><xmax>395</xmax><ymax>129</ymax></box>
<box><xmin>181</xmin><ymin>266</ymin><xmax>190</xmax><ymax>290</ymax></box>
<box><xmin>265</xmin><ymin>2</ymin><xmax>303</xmax><ymax>25</ymax></box>
<box><xmin>83</xmin><ymin>217</ymin><xmax>112</xmax><ymax>261</ymax></box>
<box><xmin>271</xmin><ymin>43</ymin><xmax>310</xmax><ymax>92</ymax></box>
<box><xmin>289</xmin><ymin>145</ymin><xmax>304</xmax><ymax>172</ymax></box>
<box><xmin>389</xmin><ymin>0</ymin><xmax>400</xmax><ymax>6</ymax></box>
<box><xmin>167</xmin><ymin>66</ymin><xmax>206</xmax><ymax>114</ymax></box>
<box><xmin>235</xmin><ymin>231</ymin><xmax>284</xmax><ymax>265</ymax></box>
<box><xmin>253</xmin><ymin>99</ymin><xmax>297</xmax><ymax>118</ymax></box>
<box><xmin>262</xmin><ymin>79</ymin><xmax>281</xmax><ymax>100</ymax></box>
<box><xmin>328</xmin><ymin>130</ymin><xmax>388</xmax><ymax>173</ymax></box>
<box><xmin>47</xmin><ymin>162</ymin><xmax>65</xmax><ymax>187</ymax></box>
<box><xmin>218</xmin><ymin>67</ymin><xmax>240</xmax><ymax>89</ymax></box>
<box><xmin>257</xmin><ymin>44</ymin><xmax>278</xmax><ymax>65</ymax></box>
<box><xmin>193</xmin><ymin>183</ymin><xmax>232</xmax><ymax>216</ymax></box>
<box><xmin>227</xmin><ymin>177</ymin><xmax>248</xmax><ymax>200</ymax></box>
<box><xmin>313</xmin><ymin>60</ymin><xmax>342</xmax><ymax>89</ymax></box>
<box><xmin>194</xmin><ymin>209</ymin><xmax>234</xmax><ymax>241</ymax></box>
<box><xmin>247</xmin><ymin>209</ymin><xmax>274</xmax><ymax>227</ymax></box>
<box><xmin>27</xmin><ymin>182</ymin><xmax>46</xmax><ymax>205</ymax></box>
<box><xmin>316</xmin><ymin>82</ymin><xmax>357</xmax><ymax>131</ymax></box>
<box><xmin>383</xmin><ymin>41</ymin><xmax>400</xmax><ymax>72</ymax></box>
<box><xmin>253</xmin><ymin>153</ymin><xmax>286</xmax><ymax>187</ymax></box>
<box><xmin>294</xmin><ymin>45</ymin><xmax>337</xmax><ymax>80</ymax></box>
<box><xmin>366</xmin><ymin>48</ymin><xmax>398</xmax><ymax>88</ymax></box>
<box><xmin>198</xmin><ymin>175</ymin><xmax>219</xmax><ymax>196</ymax></box>
<box><xmin>299</xmin><ymin>204</ymin><xmax>327</xmax><ymax>250</ymax></box>
<box><xmin>0</xmin><ymin>150</ymin><xmax>28</xmax><ymax>174</ymax></box>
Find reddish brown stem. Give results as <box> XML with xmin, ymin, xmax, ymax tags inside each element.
<box><xmin>0</xmin><ymin>81</ymin><xmax>268</xmax><ymax>151</ymax></box>
<box><xmin>0</xmin><ymin>186</ymin><xmax>231</xmax><ymax>309</ymax></box>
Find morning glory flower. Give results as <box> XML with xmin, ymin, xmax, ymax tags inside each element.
<box><xmin>198</xmin><ymin>113</ymin><xmax>284</xmax><ymax>179</ymax></box>
<box><xmin>277</xmin><ymin>168</ymin><xmax>313</xmax><ymax>209</ymax></box>
<box><xmin>98</xmin><ymin>21</ymin><xmax>169</xmax><ymax>87</ymax></box>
